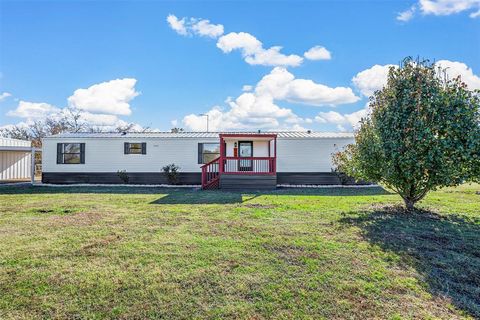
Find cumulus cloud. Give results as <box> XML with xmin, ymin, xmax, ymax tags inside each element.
<box><xmin>166</xmin><ymin>14</ymin><xmax>188</xmax><ymax>35</ymax></box>
<box><xmin>191</xmin><ymin>19</ymin><xmax>224</xmax><ymax>38</ymax></box>
<box><xmin>67</xmin><ymin>78</ymin><xmax>140</xmax><ymax>116</ymax></box>
<box><xmin>398</xmin><ymin>0</ymin><xmax>480</xmax><ymax>21</ymax></box>
<box><xmin>181</xmin><ymin>67</ymin><xmax>359</xmax><ymax>131</ymax></box>
<box><xmin>5</xmin><ymin>78</ymin><xmax>144</xmax><ymax>131</ymax></box>
<box><xmin>7</xmin><ymin>101</ymin><xmax>60</xmax><ymax>119</ymax></box>
<box><xmin>304</xmin><ymin>46</ymin><xmax>332</xmax><ymax>60</ymax></box>
<box><xmin>436</xmin><ymin>60</ymin><xmax>480</xmax><ymax>89</ymax></box>
<box><xmin>167</xmin><ymin>14</ymin><xmax>224</xmax><ymax>38</ymax></box>
<box><xmin>353</xmin><ymin>60</ymin><xmax>480</xmax><ymax>98</ymax></box>
<box><xmin>167</xmin><ymin>15</ymin><xmax>312</xmax><ymax>67</ymax></box>
<box><xmin>0</xmin><ymin>92</ymin><xmax>12</xmax><ymax>102</ymax></box>
<box><xmin>352</xmin><ymin>64</ymin><xmax>397</xmax><ymax>97</ymax></box>
<box><xmin>217</xmin><ymin>32</ymin><xmax>303</xmax><ymax>67</ymax></box>
<box><xmin>256</xmin><ymin>67</ymin><xmax>360</xmax><ymax>106</ymax></box>
<box><xmin>315</xmin><ymin>107</ymin><xmax>369</xmax><ymax>131</ymax></box>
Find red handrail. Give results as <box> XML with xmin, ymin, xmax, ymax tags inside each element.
<box><xmin>201</xmin><ymin>156</ymin><xmax>220</xmax><ymax>189</ymax></box>
<box><xmin>222</xmin><ymin>156</ymin><xmax>276</xmax><ymax>175</ymax></box>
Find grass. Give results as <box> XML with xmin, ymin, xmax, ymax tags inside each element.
<box><xmin>0</xmin><ymin>184</ymin><xmax>479</xmax><ymax>319</ymax></box>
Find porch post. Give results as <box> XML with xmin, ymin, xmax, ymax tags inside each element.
<box><xmin>274</xmin><ymin>136</ymin><xmax>277</xmax><ymax>173</ymax></box>
<box><xmin>219</xmin><ymin>135</ymin><xmax>224</xmax><ymax>174</ymax></box>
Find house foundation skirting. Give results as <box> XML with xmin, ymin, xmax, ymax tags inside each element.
<box><xmin>42</xmin><ymin>172</ymin><xmax>357</xmax><ymax>186</ymax></box>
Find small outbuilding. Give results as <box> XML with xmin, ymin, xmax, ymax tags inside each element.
<box><xmin>0</xmin><ymin>137</ymin><xmax>37</xmax><ymax>183</ymax></box>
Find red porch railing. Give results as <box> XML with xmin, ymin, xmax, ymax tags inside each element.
<box><xmin>201</xmin><ymin>157</ymin><xmax>220</xmax><ymax>189</ymax></box>
<box><xmin>202</xmin><ymin>156</ymin><xmax>276</xmax><ymax>189</ymax></box>
<box><xmin>222</xmin><ymin>157</ymin><xmax>276</xmax><ymax>174</ymax></box>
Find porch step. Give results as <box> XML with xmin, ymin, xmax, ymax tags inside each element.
<box><xmin>219</xmin><ymin>174</ymin><xmax>277</xmax><ymax>190</ymax></box>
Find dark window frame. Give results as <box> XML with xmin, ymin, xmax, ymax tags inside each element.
<box><xmin>124</xmin><ymin>142</ymin><xmax>147</xmax><ymax>155</ymax></box>
<box><xmin>198</xmin><ymin>142</ymin><xmax>221</xmax><ymax>164</ymax></box>
<box><xmin>56</xmin><ymin>143</ymin><xmax>85</xmax><ymax>164</ymax></box>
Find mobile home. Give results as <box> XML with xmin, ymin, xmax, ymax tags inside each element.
<box><xmin>42</xmin><ymin>131</ymin><xmax>354</xmax><ymax>189</ymax></box>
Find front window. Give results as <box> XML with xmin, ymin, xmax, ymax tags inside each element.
<box><xmin>57</xmin><ymin>143</ymin><xmax>84</xmax><ymax>164</ymax></box>
<box><xmin>201</xmin><ymin>143</ymin><xmax>220</xmax><ymax>163</ymax></box>
<box><xmin>124</xmin><ymin>142</ymin><xmax>146</xmax><ymax>154</ymax></box>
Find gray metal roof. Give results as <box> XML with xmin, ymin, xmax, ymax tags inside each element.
<box><xmin>45</xmin><ymin>131</ymin><xmax>354</xmax><ymax>139</ymax></box>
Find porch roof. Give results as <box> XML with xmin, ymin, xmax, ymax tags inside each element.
<box><xmin>220</xmin><ymin>133</ymin><xmax>277</xmax><ymax>140</ymax></box>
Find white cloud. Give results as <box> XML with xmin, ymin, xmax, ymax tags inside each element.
<box><xmin>166</xmin><ymin>14</ymin><xmax>188</xmax><ymax>36</ymax></box>
<box><xmin>191</xmin><ymin>19</ymin><xmax>224</xmax><ymax>38</ymax></box>
<box><xmin>304</xmin><ymin>46</ymin><xmax>332</xmax><ymax>60</ymax></box>
<box><xmin>7</xmin><ymin>101</ymin><xmax>60</xmax><ymax>119</ymax></box>
<box><xmin>436</xmin><ymin>60</ymin><xmax>480</xmax><ymax>89</ymax></box>
<box><xmin>315</xmin><ymin>107</ymin><xmax>369</xmax><ymax>130</ymax></box>
<box><xmin>353</xmin><ymin>60</ymin><xmax>480</xmax><ymax>98</ymax></box>
<box><xmin>167</xmin><ymin>14</ymin><xmax>224</xmax><ymax>38</ymax></box>
<box><xmin>4</xmin><ymin>78</ymin><xmax>144</xmax><ymax>131</ymax></box>
<box><xmin>399</xmin><ymin>0</ymin><xmax>480</xmax><ymax>20</ymax></box>
<box><xmin>0</xmin><ymin>92</ymin><xmax>12</xmax><ymax>102</ymax></box>
<box><xmin>397</xmin><ymin>5</ymin><xmax>417</xmax><ymax>21</ymax></box>
<box><xmin>256</xmin><ymin>67</ymin><xmax>360</xmax><ymax>106</ymax></box>
<box><xmin>217</xmin><ymin>32</ymin><xmax>303</xmax><ymax>67</ymax></box>
<box><xmin>67</xmin><ymin>78</ymin><xmax>140</xmax><ymax>116</ymax></box>
<box><xmin>352</xmin><ymin>64</ymin><xmax>397</xmax><ymax>97</ymax></box>
<box><xmin>181</xmin><ymin>67</ymin><xmax>359</xmax><ymax>131</ymax></box>
<box><xmin>167</xmin><ymin>14</ymin><xmax>335</xmax><ymax>67</ymax></box>
<box><xmin>420</xmin><ymin>0</ymin><xmax>480</xmax><ymax>16</ymax></box>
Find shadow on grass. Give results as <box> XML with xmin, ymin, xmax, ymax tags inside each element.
<box><xmin>340</xmin><ymin>207</ymin><xmax>480</xmax><ymax>318</ymax></box>
<box><xmin>149</xmin><ymin>187</ymin><xmax>391</xmax><ymax>204</ymax></box>
<box><xmin>151</xmin><ymin>191</ymin><xmax>251</xmax><ymax>204</ymax></box>
<box><xmin>0</xmin><ymin>184</ymin><xmax>390</xmax><ymax>195</ymax></box>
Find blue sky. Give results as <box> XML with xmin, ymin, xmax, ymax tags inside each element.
<box><xmin>0</xmin><ymin>0</ymin><xmax>479</xmax><ymax>132</ymax></box>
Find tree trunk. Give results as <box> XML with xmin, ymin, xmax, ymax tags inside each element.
<box><xmin>403</xmin><ymin>197</ymin><xmax>416</xmax><ymax>211</ymax></box>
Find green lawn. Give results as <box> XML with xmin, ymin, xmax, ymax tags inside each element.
<box><xmin>0</xmin><ymin>184</ymin><xmax>479</xmax><ymax>319</ymax></box>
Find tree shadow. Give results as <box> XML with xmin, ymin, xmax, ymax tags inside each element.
<box><xmin>339</xmin><ymin>207</ymin><xmax>480</xmax><ymax>318</ymax></box>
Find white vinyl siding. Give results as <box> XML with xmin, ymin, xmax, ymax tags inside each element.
<box><xmin>42</xmin><ymin>136</ymin><xmax>354</xmax><ymax>173</ymax></box>
<box><xmin>276</xmin><ymin>138</ymin><xmax>352</xmax><ymax>172</ymax></box>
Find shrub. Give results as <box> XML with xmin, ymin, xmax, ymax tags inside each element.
<box><xmin>162</xmin><ymin>164</ymin><xmax>180</xmax><ymax>185</ymax></box>
<box><xmin>117</xmin><ymin>170</ymin><xmax>129</xmax><ymax>184</ymax></box>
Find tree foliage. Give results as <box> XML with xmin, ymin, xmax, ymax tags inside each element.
<box><xmin>333</xmin><ymin>58</ymin><xmax>480</xmax><ymax>210</ymax></box>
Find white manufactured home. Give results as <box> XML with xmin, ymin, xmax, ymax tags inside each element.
<box><xmin>42</xmin><ymin>131</ymin><xmax>354</xmax><ymax>189</ymax></box>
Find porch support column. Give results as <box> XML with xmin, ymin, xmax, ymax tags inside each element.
<box><xmin>274</xmin><ymin>136</ymin><xmax>277</xmax><ymax>173</ymax></box>
<box><xmin>219</xmin><ymin>135</ymin><xmax>224</xmax><ymax>174</ymax></box>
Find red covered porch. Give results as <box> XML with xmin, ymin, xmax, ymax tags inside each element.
<box><xmin>201</xmin><ymin>133</ymin><xmax>277</xmax><ymax>190</ymax></box>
